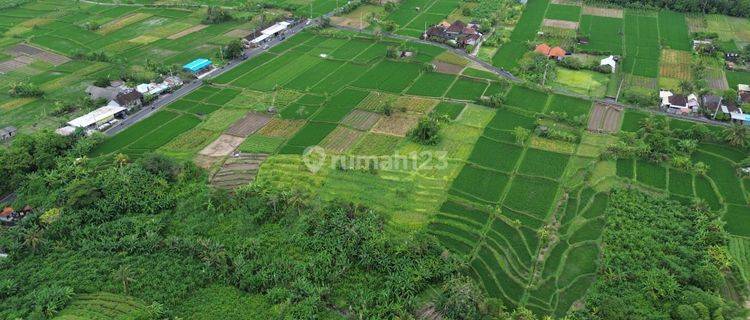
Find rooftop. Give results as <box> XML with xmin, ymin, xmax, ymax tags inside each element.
<box><xmin>68</xmin><ymin>105</ymin><xmax>126</xmax><ymax>128</ymax></box>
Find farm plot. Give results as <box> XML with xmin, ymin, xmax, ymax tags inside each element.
<box><xmin>279</xmin><ymin>122</ymin><xmax>338</xmax><ymax>154</ymax></box>
<box><xmin>405</xmin><ymin>71</ymin><xmax>456</xmax><ymax>97</ymax></box>
<box><xmin>505</xmin><ymin>86</ymin><xmax>550</xmax><ymax>113</ymax></box>
<box><xmin>692</xmin><ymin>151</ymin><xmax>747</xmax><ymax>205</ymax></box>
<box><xmin>586</xmin><ymin>103</ymin><xmax>622</xmax><ymax>133</ymax></box>
<box><xmin>518</xmin><ymin>148</ymin><xmax>570</xmax><ymax>180</ymax></box>
<box><xmin>545</xmin><ymin>4</ymin><xmax>581</xmax><ymax>22</ymax></box>
<box><xmin>449</xmin><ymin>164</ymin><xmax>510</xmax><ymax>204</ymax></box>
<box><xmin>224</xmin><ymin>112</ymin><xmax>272</xmax><ymax>138</ymax></box>
<box><xmin>622</xmin><ymin>12</ymin><xmax>660</xmax><ymax>77</ymax></box>
<box><xmin>658</xmin><ymin>11</ymin><xmax>691</xmax><ymax>51</ymax></box>
<box><xmin>659</xmin><ymin>49</ymin><xmax>692</xmax><ymax>81</ymax></box>
<box><xmin>577</xmin><ymin>15</ymin><xmax>623</xmax><ymax>54</ymax></box>
<box><xmin>467</xmin><ymin>137</ymin><xmax>524</xmax><ymax>173</ymax></box>
<box><xmin>431</xmin><ymin>101</ymin><xmax>465</xmax><ymax>120</ymax></box>
<box><xmin>371</xmin><ymin>113</ymin><xmax>420</xmax><ymax>137</ymax></box>
<box><xmin>547</xmin><ymin>94</ymin><xmax>591</xmax><ymax>118</ymax></box>
<box><xmin>635</xmin><ymin>160</ymin><xmax>667</xmax><ymax>189</ymax></box>
<box><xmin>311</xmin><ymin>88</ymin><xmax>370</xmax><ymax>123</ymax></box>
<box><xmin>320</xmin><ymin>126</ymin><xmax>365</xmax><ymax>153</ymax></box>
<box><xmin>726</xmin><ymin>71</ymin><xmax>750</xmax><ymax>91</ymax></box>
<box><xmin>341</xmin><ymin>109</ymin><xmax>382</xmax><ymax>131</ymax></box>
<box><xmin>445</xmin><ymin>77</ymin><xmax>489</xmax><ymax>101</ymax></box>
<box><xmin>352</xmin><ymin>60</ymin><xmax>423</xmax><ymax>93</ymax></box>
<box><xmin>504</xmin><ymin>174</ymin><xmax>560</xmax><ymax>218</ymax></box>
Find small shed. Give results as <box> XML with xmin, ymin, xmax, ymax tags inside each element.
<box><xmin>0</xmin><ymin>126</ymin><xmax>17</xmax><ymax>141</ymax></box>
<box><xmin>600</xmin><ymin>55</ymin><xmax>617</xmax><ymax>73</ymax></box>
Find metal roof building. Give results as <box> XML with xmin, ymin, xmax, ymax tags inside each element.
<box><xmin>67</xmin><ymin>104</ymin><xmax>126</xmax><ymax>128</ymax></box>
<box><xmin>183</xmin><ymin>58</ymin><xmax>213</xmax><ymax>73</ymax></box>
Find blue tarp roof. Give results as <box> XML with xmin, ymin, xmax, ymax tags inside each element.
<box><xmin>183</xmin><ymin>58</ymin><xmax>212</xmax><ymax>72</ymax></box>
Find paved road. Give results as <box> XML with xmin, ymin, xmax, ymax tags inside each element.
<box><xmin>105</xmin><ymin>20</ymin><xmax>313</xmax><ymax>136</ymax></box>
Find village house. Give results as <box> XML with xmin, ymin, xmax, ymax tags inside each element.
<box><xmin>534</xmin><ymin>43</ymin><xmax>567</xmax><ymax>60</ymax></box>
<box><xmin>0</xmin><ymin>205</ymin><xmax>32</xmax><ymax>226</ymax></box>
<box><xmin>0</xmin><ymin>126</ymin><xmax>17</xmax><ymax>141</ymax></box>
<box><xmin>660</xmin><ymin>91</ymin><xmax>699</xmax><ymax>114</ymax></box>
<box><xmin>136</xmin><ymin>76</ymin><xmax>183</xmax><ymax>97</ymax></box>
<box><xmin>423</xmin><ymin>20</ymin><xmax>483</xmax><ymax>48</ymax></box>
<box><xmin>113</xmin><ymin>89</ymin><xmax>143</xmax><ymax>110</ymax></box>
<box><xmin>703</xmin><ymin>94</ymin><xmax>741</xmax><ymax>120</ymax></box>
<box><xmin>600</xmin><ymin>55</ymin><xmax>617</xmax><ymax>73</ymax></box>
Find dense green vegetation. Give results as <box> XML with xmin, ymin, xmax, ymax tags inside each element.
<box><xmin>578</xmin><ymin>189</ymin><xmax>743</xmax><ymax>319</ymax></box>
<box><xmin>589</xmin><ymin>0</ymin><xmax>750</xmax><ymax>17</ymax></box>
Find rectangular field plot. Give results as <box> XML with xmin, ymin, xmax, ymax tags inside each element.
<box><xmin>467</xmin><ymin>137</ymin><xmax>524</xmax><ymax>172</ymax></box>
<box><xmin>615</xmin><ymin>158</ymin><xmax>634</xmax><ymax>179</ymax></box>
<box><xmin>352</xmin><ymin>60</ymin><xmax>423</xmax><ymax>93</ymax></box>
<box><xmin>726</xmin><ymin>71</ymin><xmax>750</xmax><ymax>91</ymax></box>
<box><xmin>658</xmin><ymin>11</ymin><xmax>691</xmax><ymax>51</ymax></box>
<box><xmin>693</xmin><ymin>151</ymin><xmax>747</xmax><ymax>205</ymax></box>
<box><xmin>449</xmin><ymin>164</ymin><xmax>510</xmax><ymax>204</ymax></box>
<box><xmin>635</xmin><ymin>160</ymin><xmax>666</xmax><ymax>189</ymax></box>
<box><xmin>724</xmin><ymin>204</ymin><xmax>750</xmax><ymax>237</ymax></box>
<box><xmin>668</xmin><ymin>169</ymin><xmax>694</xmax><ymax>197</ymax></box>
<box><xmin>405</xmin><ymin>71</ymin><xmax>456</xmax><ymax>97</ymax></box>
<box><xmin>505</xmin><ymin>86</ymin><xmax>550</xmax><ymax>112</ymax></box>
<box><xmin>284</xmin><ymin>59</ymin><xmax>344</xmax><ymax>91</ymax></box>
<box><xmin>545</xmin><ymin>4</ymin><xmax>581</xmax><ymax>22</ymax></box>
<box><xmin>485</xmin><ymin>109</ymin><xmax>536</xmax><ymax>131</ymax></box>
<box><xmin>620</xmin><ymin>109</ymin><xmax>648</xmax><ymax>132</ymax></box>
<box><xmin>503</xmin><ymin>175</ymin><xmax>559</xmax><ymax>218</ymax></box>
<box><xmin>431</xmin><ymin>101</ymin><xmax>465</xmax><ymax>120</ymax></box>
<box><xmin>280</xmin><ymin>122</ymin><xmax>338</xmax><ymax>154</ymax></box>
<box><xmin>348</xmin><ymin>133</ymin><xmax>402</xmax><ymax>156</ymax></box>
<box><xmin>312</xmin><ymin>88</ymin><xmax>370</xmax><ymax>123</ymax></box>
<box><xmin>659</xmin><ymin>49</ymin><xmax>692</xmax><ymax>80</ymax></box>
<box><xmin>127</xmin><ymin>114</ymin><xmax>201</xmax><ymax>151</ymax></box>
<box><xmin>309</xmin><ymin>63</ymin><xmax>371</xmax><ymax>94</ymax></box>
<box><xmin>445</xmin><ymin>77</ymin><xmax>489</xmax><ymax>101</ymax></box>
<box><xmin>492</xmin><ymin>41</ymin><xmax>527</xmax><ymax>70</ymax></box>
<box><xmin>518</xmin><ymin>148</ymin><xmax>571</xmax><ymax>180</ymax></box>
<box><xmin>578</xmin><ymin>15</ymin><xmax>623</xmax><ymax>54</ymax></box>
<box><xmin>440</xmin><ymin>200</ymin><xmax>492</xmax><ymax>226</ymax></box>
<box><xmin>547</xmin><ymin>94</ymin><xmax>592</xmax><ymax>118</ymax></box>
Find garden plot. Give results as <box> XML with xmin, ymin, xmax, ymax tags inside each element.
<box><xmin>658</xmin><ymin>49</ymin><xmax>692</xmax><ymax>80</ymax></box>
<box><xmin>341</xmin><ymin>109</ymin><xmax>382</xmax><ymax>131</ymax></box>
<box><xmin>320</xmin><ymin>126</ymin><xmax>365</xmax><ymax>153</ymax></box>
<box><xmin>371</xmin><ymin>113</ymin><xmax>420</xmax><ymax>137</ymax></box>
<box><xmin>394</xmin><ymin>96</ymin><xmax>439</xmax><ymax>114</ymax></box>
<box><xmin>542</xmin><ymin>19</ymin><xmax>578</xmax><ymax>30</ymax></box>
<box><xmin>224</xmin><ymin>112</ymin><xmax>272</xmax><ymax>138</ymax></box>
<box><xmin>198</xmin><ymin>134</ymin><xmax>246</xmax><ymax>158</ymax></box>
<box><xmin>348</xmin><ymin>133</ymin><xmax>402</xmax><ymax>156</ymax></box>
<box><xmin>6</xmin><ymin>43</ymin><xmax>69</xmax><ymax>65</ymax></box>
<box><xmin>586</xmin><ymin>103</ymin><xmax>622</xmax><ymax>133</ymax></box>
<box><xmin>707</xmin><ymin>68</ymin><xmax>729</xmax><ymax>91</ymax></box>
<box><xmin>210</xmin><ymin>153</ymin><xmax>268</xmax><ymax>190</ymax></box>
<box><xmin>582</xmin><ymin>6</ymin><xmax>622</xmax><ymax>18</ymax></box>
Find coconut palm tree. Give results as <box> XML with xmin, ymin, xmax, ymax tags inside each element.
<box><xmin>723</xmin><ymin>123</ymin><xmax>748</xmax><ymax>148</ymax></box>
<box><xmin>113</xmin><ymin>265</ymin><xmax>135</xmax><ymax>295</ymax></box>
<box><xmin>22</xmin><ymin>226</ymin><xmax>45</xmax><ymax>253</ymax></box>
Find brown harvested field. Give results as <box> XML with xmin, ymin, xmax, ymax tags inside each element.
<box><xmin>542</xmin><ymin>19</ymin><xmax>579</xmax><ymax>30</ymax></box>
<box><xmin>551</xmin><ymin>0</ymin><xmax>581</xmax><ymax>4</ymax></box>
<box><xmin>357</xmin><ymin>91</ymin><xmax>398</xmax><ymax>113</ymax></box>
<box><xmin>330</xmin><ymin>16</ymin><xmax>370</xmax><ymax>29</ymax></box>
<box><xmin>198</xmin><ymin>134</ymin><xmax>245</xmax><ymax>157</ymax></box>
<box><xmin>371</xmin><ymin>113</ymin><xmax>420</xmax><ymax>137</ymax></box>
<box><xmin>225</xmin><ymin>112</ymin><xmax>272</xmax><ymax>138</ymax></box>
<box><xmin>583</xmin><ymin>6</ymin><xmax>623</xmax><ymax>18</ymax></box>
<box><xmin>320</xmin><ymin>126</ymin><xmax>365</xmax><ymax>153</ymax></box>
<box><xmin>342</xmin><ymin>109</ymin><xmax>381</xmax><ymax>131</ymax></box>
<box><xmin>5</xmin><ymin>44</ymin><xmax>69</xmax><ymax>66</ymax></box>
<box><xmin>7</xmin><ymin>44</ymin><xmax>44</xmax><ymax>56</ymax></box>
<box><xmin>434</xmin><ymin>61</ymin><xmax>464</xmax><ymax>74</ymax></box>
<box><xmin>587</xmin><ymin>103</ymin><xmax>622</xmax><ymax>133</ymax></box>
<box><xmin>659</xmin><ymin>50</ymin><xmax>692</xmax><ymax>81</ymax></box>
<box><xmin>395</xmin><ymin>96</ymin><xmax>439</xmax><ymax>114</ymax></box>
<box><xmin>0</xmin><ymin>59</ymin><xmax>27</xmax><ymax>73</ymax></box>
<box><xmin>167</xmin><ymin>24</ymin><xmax>208</xmax><ymax>39</ymax></box>
<box><xmin>257</xmin><ymin>118</ymin><xmax>306</xmax><ymax>138</ymax></box>
<box><xmin>706</xmin><ymin>68</ymin><xmax>729</xmax><ymax>91</ymax></box>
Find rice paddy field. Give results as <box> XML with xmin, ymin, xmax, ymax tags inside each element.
<box><xmin>0</xmin><ymin>0</ymin><xmax>288</xmax><ymax>134</ymax></box>
<box><xmin>490</xmin><ymin>0</ymin><xmax>750</xmax><ymax>97</ymax></box>
<box><xmin>18</xmin><ymin>1</ymin><xmax>748</xmax><ymax>316</ymax></box>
